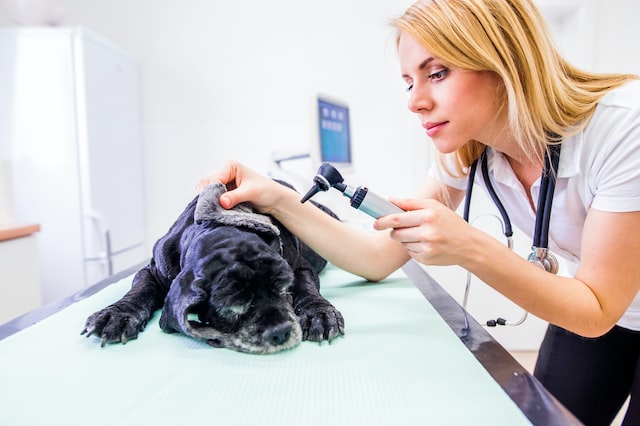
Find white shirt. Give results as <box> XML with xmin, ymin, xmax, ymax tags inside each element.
<box><xmin>431</xmin><ymin>80</ymin><xmax>640</xmax><ymax>330</ymax></box>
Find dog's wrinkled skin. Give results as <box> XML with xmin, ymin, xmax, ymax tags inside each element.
<box><xmin>82</xmin><ymin>182</ymin><xmax>345</xmax><ymax>354</ymax></box>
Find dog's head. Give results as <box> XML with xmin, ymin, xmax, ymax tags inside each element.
<box><xmin>158</xmin><ymin>183</ymin><xmax>302</xmax><ymax>354</ymax></box>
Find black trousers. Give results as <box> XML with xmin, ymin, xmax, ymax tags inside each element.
<box><xmin>534</xmin><ymin>324</ymin><xmax>640</xmax><ymax>426</ymax></box>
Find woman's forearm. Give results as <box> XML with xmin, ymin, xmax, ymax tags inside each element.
<box><xmin>270</xmin><ymin>186</ymin><xmax>410</xmax><ymax>281</ymax></box>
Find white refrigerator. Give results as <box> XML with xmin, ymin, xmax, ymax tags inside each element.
<box><xmin>0</xmin><ymin>27</ymin><xmax>147</xmax><ymax>304</ymax></box>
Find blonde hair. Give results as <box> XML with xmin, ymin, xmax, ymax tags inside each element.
<box><xmin>391</xmin><ymin>0</ymin><xmax>638</xmax><ymax>176</ymax></box>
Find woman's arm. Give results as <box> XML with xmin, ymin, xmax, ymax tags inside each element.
<box><xmin>375</xmin><ymin>196</ymin><xmax>640</xmax><ymax>337</ymax></box>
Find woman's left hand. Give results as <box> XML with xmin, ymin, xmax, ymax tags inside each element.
<box><xmin>373</xmin><ymin>197</ymin><xmax>474</xmax><ymax>266</ymax></box>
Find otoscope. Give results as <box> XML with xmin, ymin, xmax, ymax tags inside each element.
<box><xmin>300</xmin><ymin>163</ymin><xmax>404</xmax><ymax>218</ymax></box>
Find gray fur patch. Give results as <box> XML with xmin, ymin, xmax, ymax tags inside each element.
<box><xmin>195</xmin><ymin>182</ymin><xmax>280</xmax><ymax>236</ymax></box>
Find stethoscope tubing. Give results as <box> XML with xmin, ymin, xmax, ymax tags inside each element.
<box><xmin>464</xmin><ymin>144</ymin><xmax>561</xmax><ymax>251</ymax></box>
<box><xmin>480</xmin><ymin>150</ymin><xmax>514</xmax><ymax>238</ymax></box>
<box><xmin>462</xmin><ymin>142</ymin><xmax>561</xmax><ymax>326</ymax></box>
<box><xmin>535</xmin><ymin>144</ymin><xmax>561</xmax><ymax>249</ymax></box>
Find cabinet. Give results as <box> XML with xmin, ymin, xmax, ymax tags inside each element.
<box><xmin>0</xmin><ymin>224</ymin><xmax>42</xmax><ymax>324</ymax></box>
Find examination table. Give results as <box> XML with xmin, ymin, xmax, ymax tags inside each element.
<box><xmin>0</xmin><ymin>260</ymin><xmax>580</xmax><ymax>425</ymax></box>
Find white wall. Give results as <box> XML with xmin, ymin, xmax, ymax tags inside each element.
<box><xmin>0</xmin><ymin>0</ymin><xmax>422</xmax><ymax>243</ymax></box>
<box><xmin>2</xmin><ymin>0</ymin><xmax>640</xmax><ymax>350</ymax></box>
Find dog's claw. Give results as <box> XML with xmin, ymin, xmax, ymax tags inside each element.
<box><xmin>326</xmin><ymin>325</ymin><xmax>344</xmax><ymax>343</ymax></box>
<box><xmin>297</xmin><ymin>302</ymin><xmax>345</xmax><ymax>345</ymax></box>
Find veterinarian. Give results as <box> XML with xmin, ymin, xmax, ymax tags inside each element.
<box><xmin>198</xmin><ymin>0</ymin><xmax>640</xmax><ymax>424</ymax></box>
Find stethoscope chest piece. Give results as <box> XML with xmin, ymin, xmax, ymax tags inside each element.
<box><xmin>527</xmin><ymin>248</ymin><xmax>559</xmax><ymax>274</ymax></box>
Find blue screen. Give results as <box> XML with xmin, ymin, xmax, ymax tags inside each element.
<box><xmin>317</xmin><ymin>98</ymin><xmax>351</xmax><ymax>164</ymax></box>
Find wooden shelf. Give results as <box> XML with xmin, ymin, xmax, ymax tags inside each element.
<box><xmin>0</xmin><ymin>224</ymin><xmax>41</xmax><ymax>242</ymax></box>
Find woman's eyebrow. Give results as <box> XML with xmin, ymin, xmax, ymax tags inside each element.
<box><xmin>402</xmin><ymin>57</ymin><xmax>434</xmax><ymax>79</ymax></box>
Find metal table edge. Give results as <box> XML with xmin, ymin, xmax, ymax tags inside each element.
<box><xmin>401</xmin><ymin>260</ymin><xmax>582</xmax><ymax>426</ymax></box>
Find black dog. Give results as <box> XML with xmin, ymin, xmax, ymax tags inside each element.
<box><xmin>82</xmin><ymin>182</ymin><xmax>344</xmax><ymax>354</ymax></box>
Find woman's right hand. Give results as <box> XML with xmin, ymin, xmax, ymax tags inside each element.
<box><xmin>197</xmin><ymin>161</ymin><xmax>286</xmax><ymax>214</ymax></box>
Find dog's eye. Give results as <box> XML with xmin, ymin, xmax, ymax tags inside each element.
<box><xmin>273</xmin><ymin>276</ymin><xmax>293</xmax><ymax>292</ymax></box>
<box><xmin>220</xmin><ymin>303</ymin><xmax>249</xmax><ymax>318</ymax></box>
<box><xmin>229</xmin><ymin>304</ymin><xmax>249</xmax><ymax>315</ymax></box>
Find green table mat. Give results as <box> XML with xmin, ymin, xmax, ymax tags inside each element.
<box><xmin>0</xmin><ymin>265</ymin><xmax>530</xmax><ymax>425</ymax></box>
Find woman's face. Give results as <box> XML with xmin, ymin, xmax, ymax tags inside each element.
<box><xmin>398</xmin><ymin>33</ymin><xmax>507</xmax><ymax>154</ymax></box>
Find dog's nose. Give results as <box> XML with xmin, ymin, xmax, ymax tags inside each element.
<box><xmin>263</xmin><ymin>322</ymin><xmax>292</xmax><ymax>346</ymax></box>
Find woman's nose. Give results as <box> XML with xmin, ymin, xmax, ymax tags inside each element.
<box><xmin>407</xmin><ymin>85</ymin><xmax>433</xmax><ymax>113</ymax></box>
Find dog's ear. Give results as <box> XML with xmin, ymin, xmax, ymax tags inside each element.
<box><xmin>194</xmin><ymin>183</ymin><xmax>280</xmax><ymax>238</ymax></box>
<box><xmin>159</xmin><ymin>276</ymin><xmax>229</xmax><ymax>345</ymax></box>
<box><xmin>159</xmin><ymin>276</ymin><xmax>208</xmax><ymax>335</ymax></box>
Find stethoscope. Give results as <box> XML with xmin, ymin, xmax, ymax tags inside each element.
<box><xmin>462</xmin><ymin>142</ymin><xmax>561</xmax><ymax>326</ymax></box>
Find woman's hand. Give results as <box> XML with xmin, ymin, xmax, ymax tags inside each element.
<box><xmin>197</xmin><ymin>161</ymin><xmax>286</xmax><ymax>214</ymax></box>
<box><xmin>373</xmin><ymin>197</ymin><xmax>475</xmax><ymax>267</ymax></box>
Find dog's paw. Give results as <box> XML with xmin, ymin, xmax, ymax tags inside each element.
<box><xmin>295</xmin><ymin>298</ymin><xmax>345</xmax><ymax>343</ymax></box>
<box><xmin>81</xmin><ymin>301</ymin><xmax>150</xmax><ymax>347</ymax></box>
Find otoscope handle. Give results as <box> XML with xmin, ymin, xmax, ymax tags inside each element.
<box><xmin>350</xmin><ymin>186</ymin><xmax>404</xmax><ymax>219</ymax></box>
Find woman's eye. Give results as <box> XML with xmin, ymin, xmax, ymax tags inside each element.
<box><xmin>428</xmin><ymin>69</ymin><xmax>448</xmax><ymax>81</ymax></box>
<box><xmin>405</xmin><ymin>68</ymin><xmax>448</xmax><ymax>92</ymax></box>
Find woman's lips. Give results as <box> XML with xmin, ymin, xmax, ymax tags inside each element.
<box><xmin>424</xmin><ymin>121</ymin><xmax>447</xmax><ymax>137</ymax></box>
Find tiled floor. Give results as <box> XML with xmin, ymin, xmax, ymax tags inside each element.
<box><xmin>510</xmin><ymin>351</ymin><xmax>626</xmax><ymax>426</ymax></box>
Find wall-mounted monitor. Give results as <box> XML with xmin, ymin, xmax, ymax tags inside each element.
<box><xmin>312</xmin><ymin>95</ymin><xmax>353</xmax><ymax>172</ymax></box>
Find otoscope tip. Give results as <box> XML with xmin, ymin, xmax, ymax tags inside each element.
<box><xmin>301</xmin><ymin>162</ymin><xmax>347</xmax><ymax>203</ymax></box>
<box><xmin>300</xmin><ymin>183</ymin><xmax>320</xmax><ymax>204</ymax></box>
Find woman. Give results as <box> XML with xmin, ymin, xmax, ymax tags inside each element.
<box><xmin>199</xmin><ymin>1</ymin><xmax>640</xmax><ymax>424</ymax></box>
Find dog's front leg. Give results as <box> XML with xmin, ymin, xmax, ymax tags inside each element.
<box><xmin>81</xmin><ymin>265</ymin><xmax>168</xmax><ymax>346</ymax></box>
<box><xmin>292</xmin><ymin>264</ymin><xmax>345</xmax><ymax>343</ymax></box>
